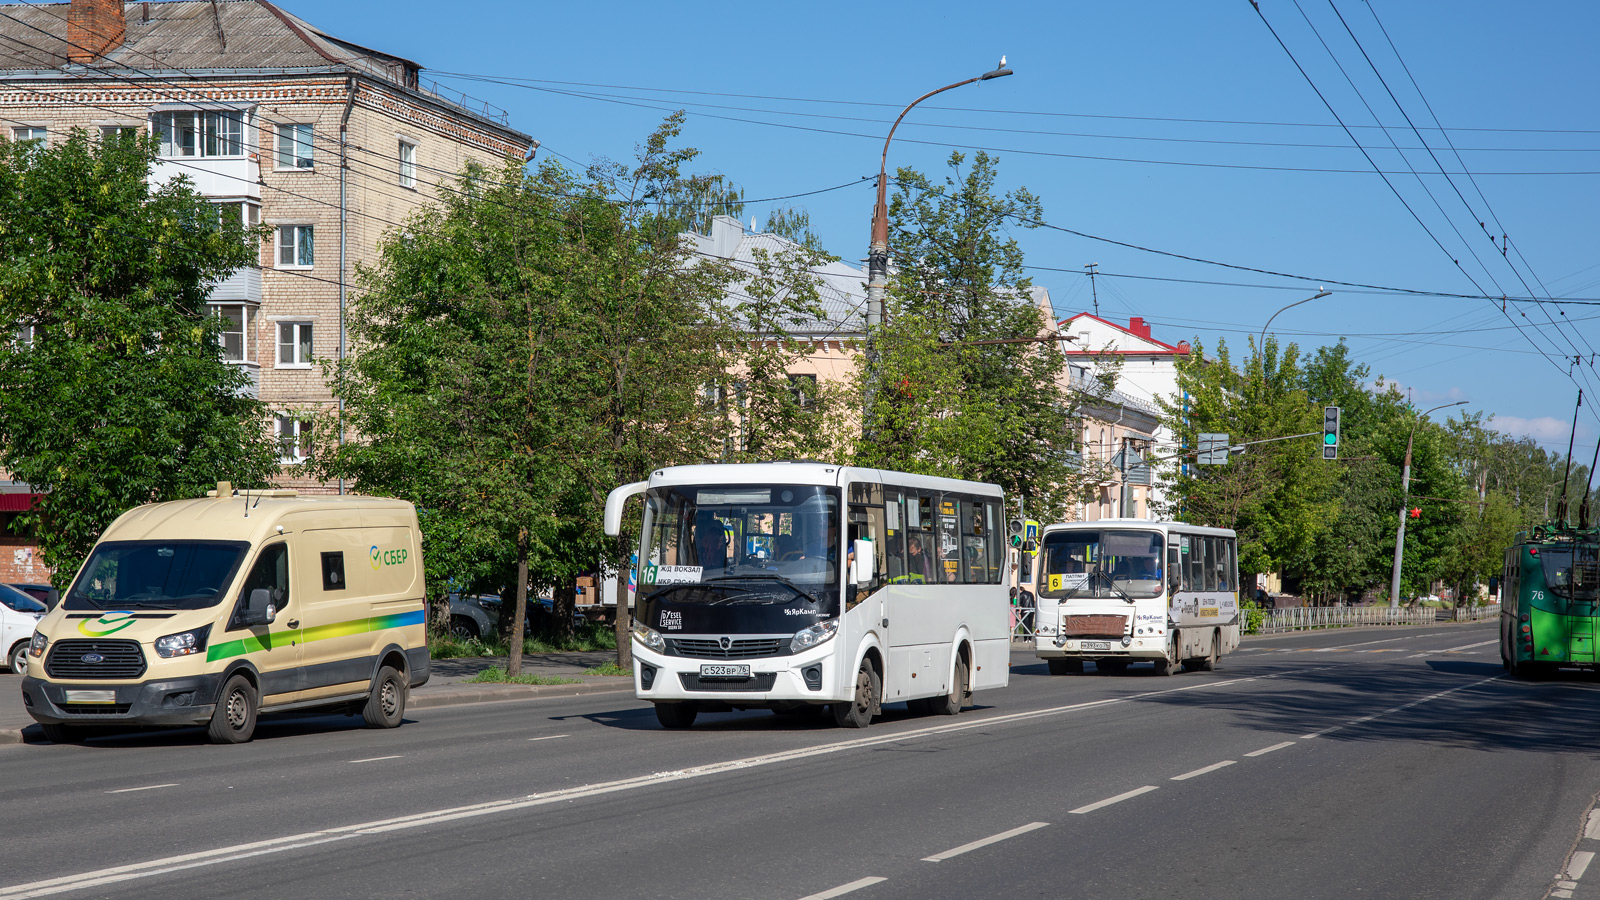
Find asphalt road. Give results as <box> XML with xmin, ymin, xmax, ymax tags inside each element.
<box><xmin>3</xmin><ymin>622</ymin><xmax>1598</xmax><ymax>900</ymax></box>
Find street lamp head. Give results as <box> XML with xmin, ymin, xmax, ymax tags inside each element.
<box><xmin>980</xmin><ymin>59</ymin><xmax>1013</xmax><ymax>80</ymax></box>
<box><xmin>1313</xmin><ymin>290</ymin><xmax>1332</xmax><ymax>299</ymax></box>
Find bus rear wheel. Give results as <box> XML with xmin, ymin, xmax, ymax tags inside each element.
<box><xmin>1186</xmin><ymin>632</ymin><xmax>1219</xmax><ymax>672</ymax></box>
<box><xmin>930</xmin><ymin>656</ymin><xmax>969</xmax><ymax>716</ymax></box>
<box><xmin>654</xmin><ymin>702</ymin><xmax>698</xmax><ymax>729</ymax></box>
<box><xmin>1047</xmin><ymin>658</ymin><xmax>1083</xmax><ymax>676</ymax></box>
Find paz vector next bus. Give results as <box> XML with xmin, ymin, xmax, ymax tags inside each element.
<box><xmin>606</xmin><ymin>462</ymin><xmax>1011</xmax><ymax>729</ymax></box>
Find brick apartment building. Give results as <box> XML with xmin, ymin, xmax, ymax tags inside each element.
<box><xmin>0</xmin><ymin>0</ymin><xmax>534</xmax><ymax>583</ymax></box>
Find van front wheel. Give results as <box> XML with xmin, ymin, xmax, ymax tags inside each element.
<box><xmin>208</xmin><ymin>674</ymin><xmax>258</xmax><ymax>744</ymax></box>
<box><xmin>362</xmin><ymin>665</ymin><xmax>407</xmax><ymax>728</ymax></box>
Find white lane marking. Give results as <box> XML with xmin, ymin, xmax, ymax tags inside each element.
<box><xmin>1244</xmin><ymin>741</ymin><xmax>1296</xmax><ymax>757</ymax></box>
<box><xmin>104</xmin><ymin>784</ymin><xmax>178</xmax><ymax>795</ymax></box>
<box><xmin>348</xmin><ymin>755</ymin><xmax>402</xmax><ymax>764</ymax></box>
<box><xmin>1440</xmin><ymin>640</ymin><xmax>1498</xmax><ymax>653</ymax></box>
<box><xmin>1069</xmin><ymin>786</ymin><xmax>1158</xmax><ymax>814</ymax></box>
<box><xmin>527</xmin><ymin>735</ymin><xmax>569</xmax><ymax>742</ymax></box>
<box><xmin>0</xmin><ymin>677</ymin><xmax>1265</xmax><ymax>900</ymax></box>
<box><xmin>1570</xmin><ymin>850</ymin><xmax>1595</xmax><ymax>880</ymax></box>
<box><xmin>1585</xmin><ymin>809</ymin><xmax>1600</xmax><ymax>840</ymax></box>
<box><xmin>795</xmin><ymin>877</ymin><xmax>887</xmax><ymax>899</ymax></box>
<box><xmin>1171</xmin><ymin>761</ymin><xmax>1236</xmax><ymax>781</ymax></box>
<box><xmin>1299</xmin><ymin>674</ymin><xmax>1503</xmax><ymax>739</ymax></box>
<box><xmin>922</xmin><ymin>822</ymin><xmax>1049</xmax><ymax>862</ymax></box>
<box><xmin>1553</xmin><ymin>889</ymin><xmax>1573</xmax><ymax>898</ymax></box>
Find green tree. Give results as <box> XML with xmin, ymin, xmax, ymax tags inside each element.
<box><xmin>0</xmin><ymin>129</ymin><xmax>277</xmax><ymax>584</ymax></box>
<box><xmin>857</xmin><ymin>151</ymin><xmax>1107</xmax><ymax>520</ymax></box>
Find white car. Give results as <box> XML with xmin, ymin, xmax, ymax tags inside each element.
<box><xmin>0</xmin><ymin>582</ymin><xmax>46</xmax><ymax>675</ymax></box>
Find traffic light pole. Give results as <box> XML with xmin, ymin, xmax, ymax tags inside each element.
<box><xmin>1388</xmin><ymin>400</ymin><xmax>1467</xmax><ymax>608</ymax></box>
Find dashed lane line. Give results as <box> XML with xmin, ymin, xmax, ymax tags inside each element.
<box><xmin>0</xmin><ymin>676</ymin><xmax>1270</xmax><ymax>900</ymax></box>
<box><xmin>1570</xmin><ymin>850</ymin><xmax>1595</xmax><ymax>881</ymax></box>
<box><xmin>1244</xmin><ymin>741</ymin><xmax>1296</xmax><ymax>758</ymax></box>
<box><xmin>795</xmin><ymin>877</ymin><xmax>887</xmax><ymax>900</ymax></box>
<box><xmin>1069</xmin><ymin>786</ymin><xmax>1159</xmax><ymax>814</ymax></box>
<box><xmin>527</xmin><ymin>735</ymin><xmax>569</xmax><ymax>742</ymax></box>
<box><xmin>921</xmin><ymin>822</ymin><xmax>1049</xmax><ymax>862</ymax></box>
<box><xmin>348</xmin><ymin>756</ymin><xmax>402</xmax><ymax>764</ymax></box>
<box><xmin>104</xmin><ymin>784</ymin><xmax>178</xmax><ymax>795</ymax></box>
<box><xmin>1172</xmin><ymin>761</ymin><xmax>1236</xmax><ymax>781</ymax></box>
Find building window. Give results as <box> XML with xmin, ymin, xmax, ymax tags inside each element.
<box><xmin>11</xmin><ymin>126</ymin><xmax>45</xmax><ymax>144</ymax></box>
<box><xmin>398</xmin><ymin>140</ymin><xmax>416</xmax><ymax>189</ymax></box>
<box><xmin>787</xmin><ymin>373</ymin><xmax>817</xmax><ymax>408</ymax></box>
<box><xmin>276</xmin><ymin>415</ymin><xmax>312</xmax><ymax>463</ymax></box>
<box><xmin>152</xmin><ymin>111</ymin><xmax>243</xmax><ymax>158</ymax></box>
<box><xmin>276</xmin><ymin>123</ymin><xmax>313</xmax><ymax>169</ymax></box>
<box><xmin>277</xmin><ymin>321</ymin><xmax>313</xmax><ymax>367</ymax></box>
<box><xmin>276</xmin><ymin>225</ymin><xmax>313</xmax><ymax>268</ymax></box>
<box><xmin>211</xmin><ymin>304</ymin><xmax>254</xmax><ymax>362</ymax></box>
<box><xmin>13</xmin><ymin>325</ymin><xmax>34</xmax><ymax>348</ymax></box>
<box><xmin>100</xmin><ymin>125</ymin><xmax>140</xmax><ymax>141</ymax></box>
<box><xmin>214</xmin><ymin>200</ymin><xmax>260</xmax><ymax>230</ymax></box>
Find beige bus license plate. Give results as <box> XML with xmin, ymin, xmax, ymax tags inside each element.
<box><xmin>699</xmin><ymin>664</ymin><xmax>751</xmax><ymax>679</ymax></box>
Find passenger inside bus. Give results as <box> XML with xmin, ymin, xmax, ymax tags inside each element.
<box><xmin>693</xmin><ymin>512</ymin><xmax>728</xmax><ymax>571</ymax></box>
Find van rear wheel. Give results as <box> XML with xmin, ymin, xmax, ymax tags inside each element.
<box><xmin>362</xmin><ymin>665</ymin><xmax>407</xmax><ymax>728</ymax></box>
<box><xmin>207</xmin><ymin>674</ymin><xmax>258</xmax><ymax>744</ymax></box>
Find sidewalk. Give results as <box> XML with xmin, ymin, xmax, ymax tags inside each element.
<box><xmin>0</xmin><ymin>651</ymin><xmax>634</xmax><ymax>745</ymax></box>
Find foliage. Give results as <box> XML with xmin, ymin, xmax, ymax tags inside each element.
<box><xmin>582</xmin><ymin>662</ymin><xmax>631</xmax><ymax>676</ymax></box>
<box><xmin>857</xmin><ymin>151</ymin><xmax>1113</xmax><ymax>520</ymax></box>
<box><xmin>0</xmin><ymin>129</ymin><xmax>278</xmax><ymax>584</ymax></box>
<box><xmin>462</xmin><ymin>667</ymin><xmax>582</xmax><ymax>686</ymax></box>
<box><xmin>1239</xmin><ymin>598</ymin><xmax>1266</xmax><ymax>635</ymax></box>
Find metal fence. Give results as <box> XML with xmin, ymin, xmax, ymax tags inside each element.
<box><xmin>1257</xmin><ymin>606</ymin><xmax>1436</xmax><ymax>634</ymax></box>
<box><xmin>1448</xmin><ymin>604</ymin><xmax>1502</xmax><ymax>623</ymax></box>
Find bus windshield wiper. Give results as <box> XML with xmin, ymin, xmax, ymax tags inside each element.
<box><xmin>703</xmin><ymin>574</ymin><xmax>813</xmax><ymax>601</ymax></box>
<box><xmin>1095</xmin><ymin>569</ymin><xmax>1136</xmax><ymax>604</ymax></box>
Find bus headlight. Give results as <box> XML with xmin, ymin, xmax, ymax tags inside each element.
<box><xmin>154</xmin><ymin>625</ymin><xmax>211</xmax><ymax>658</ymax></box>
<box><xmin>632</xmin><ymin>621</ymin><xmax>666</xmax><ymax>653</ymax></box>
<box><xmin>791</xmin><ymin>619</ymin><xmax>839</xmax><ymax>654</ymax></box>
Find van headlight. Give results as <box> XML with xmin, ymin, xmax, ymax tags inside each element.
<box><xmin>29</xmin><ymin>631</ymin><xmax>47</xmax><ymax>657</ymax></box>
<box><xmin>632</xmin><ymin>620</ymin><xmax>665</xmax><ymax>653</ymax></box>
<box><xmin>154</xmin><ymin>625</ymin><xmax>211</xmax><ymax>659</ymax></box>
<box><xmin>790</xmin><ymin>619</ymin><xmax>839</xmax><ymax>654</ymax></box>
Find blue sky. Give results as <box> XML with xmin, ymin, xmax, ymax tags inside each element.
<box><xmin>297</xmin><ymin>1</ymin><xmax>1598</xmax><ymax>448</ymax></box>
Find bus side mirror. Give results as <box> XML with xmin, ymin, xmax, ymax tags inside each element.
<box><xmin>852</xmin><ymin>539</ymin><xmax>875</xmax><ymax>585</ymax></box>
<box><xmin>242</xmin><ymin>588</ymin><xmax>275</xmax><ymax>626</ymax></box>
<box><xmin>1168</xmin><ymin>573</ymin><xmax>1182</xmax><ymax>595</ymax></box>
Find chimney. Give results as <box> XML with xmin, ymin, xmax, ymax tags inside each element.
<box><xmin>709</xmin><ymin>215</ymin><xmax>744</xmax><ymax>258</ymax></box>
<box><xmin>1128</xmin><ymin>316</ymin><xmax>1151</xmax><ymax>339</ymax></box>
<box><xmin>67</xmin><ymin>0</ymin><xmax>126</xmax><ymax>64</ymax></box>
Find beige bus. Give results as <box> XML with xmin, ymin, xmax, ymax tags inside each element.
<box><xmin>20</xmin><ymin>484</ymin><xmax>429</xmax><ymax>744</ymax></box>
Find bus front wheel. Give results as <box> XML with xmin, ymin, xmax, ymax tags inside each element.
<box><xmin>832</xmin><ymin>661</ymin><xmax>879</xmax><ymax>728</ymax></box>
<box><xmin>655</xmin><ymin>702</ymin><xmax>698</xmax><ymax>729</ymax></box>
<box><xmin>1047</xmin><ymin>658</ymin><xmax>1083</xmax><ymax>676</ymax></box>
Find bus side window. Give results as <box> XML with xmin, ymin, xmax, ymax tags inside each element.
<box><xmin>1167</xmin><ymin>545</ymin><xmax>1181</xmax><ymax>592</ymax></box>
<box><xmin>936</xmin><ymin>494</ymin><xmax>962</xmax><ymax>583</ymax></box>
<box><xmin>1184</xmin><ymin>536</ymin><xmax>1199</xmax><ymax>591</ymax></box>
<box><xmin>884</xmin><ymin>491</ymin><xmax>907</xmax><ymax>582</ymax></box>
<box><xmin>985</xmin><ymin>501</ymin><xmax>1003</xmax><ymax>584</ymax></box>
<box><xmin>960</xmin><ymin>497</ymin><xmax>987</xmax><ymax>584</ymax></box>
<box><xmin>1202</xmin><ymin>538</ymin><xmax>1218</xmax><ymax>591</ymax></box>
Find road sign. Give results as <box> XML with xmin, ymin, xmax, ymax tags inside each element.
<box><xmin>1198</xmin><ymin>433</ymin><xmax>1230</xmax><ymax>465</ymax></box>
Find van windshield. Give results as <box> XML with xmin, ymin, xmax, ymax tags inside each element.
<box><xmin>63</xmin><ymin>541</ymin><xmax>252</xmax><ymax>611</ymax></box>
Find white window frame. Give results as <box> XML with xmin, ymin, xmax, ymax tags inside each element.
<box><xmin>99</xmin><ymin>124</ymin><xmax>140</xmax><ymax>141</ymax></box>
<box><xmin>276</xmin><ymin>320</ymin><xmax>314</xmax><ymax>369</ymax></box>
<box><xmin>13</xmin><ymin>325</ymin><xmax>34</xmax><ymax>348</ymax></box>
<box><xmin>276</xmin><ymin>123</ymin><xmax>313</xmax><ymax>170</ymax></box>
<box><xmin>210</xmin><ymin>303</ymin><xmax>255</xmax><ymax>363</ymax></box>
<box><xmin>398</xmin><ymin>139</ymin><xmax>417</xmax><ymax>189</ymax></box>
<box><xmin>275</xmin><ymin>415</ymin><xmax>312</xmax><ymax>464</ymax></box>
<box><xmin>11</xmin><ymin>126</ymin><xmax>45</xmax><ymax>144</ymax></box>
<box><xmin>151</xmin><ymin>110</ymin><xmax>245</xmax><ymax>159</ymax></box>
<box><xmin>275</xmin><ymin>224</ymin><xmax>314</xmax><ymax>269</ymax></box>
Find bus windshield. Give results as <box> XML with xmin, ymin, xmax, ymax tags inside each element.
<box><xmin>1038</xmin><ymin>529</ymin><xmax>1165</xmax><ymax>600</ymax></box>
<box><xmin>639</xmin><ymin>484</ymin><xmax>840</xmax><ymax>610</ymax></box>
<box><xmin>1540</xmin><ymin>544</ymin><xmax>1600</xmax><ymax>601</ymax></box>
<box><xmin>63</xmin><ymin>540</ymin><xmax>251</xmax><ymax>611</ymax></box>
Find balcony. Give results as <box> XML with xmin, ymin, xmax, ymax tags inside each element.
<box><xmin>207</xmin><ymin>266</ymin><xmax>260</xmax><ymax>304</ymax></box>
<box><xmin>151</xmin><ymin>155</ymin><xmax>260</xmax><ymax>200</ymax></box>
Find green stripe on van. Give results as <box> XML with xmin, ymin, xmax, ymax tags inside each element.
<box><xmin>206</xmin><ymin>608</ymin><xmax>424</xmax><ymax>662</ymax></box>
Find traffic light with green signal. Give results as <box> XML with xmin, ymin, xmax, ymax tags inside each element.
<box><xmin>1323</xmin><ymin>406</ymin><xmax>1340</xmax><ymax>460</ymax></box>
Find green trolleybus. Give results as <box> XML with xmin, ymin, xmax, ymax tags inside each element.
<box><xmin>1501</xmin><ymin>526</ymin><xmax>1600</xmax><ymax>675</ymax></box>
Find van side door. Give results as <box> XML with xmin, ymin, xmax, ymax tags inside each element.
<box><xmin>214</xmin><ymin>540</ymin><xmax>302</xmax><ymax>702</ymax></box>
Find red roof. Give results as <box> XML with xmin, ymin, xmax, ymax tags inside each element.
<box><xmin>0</xmin><ymin>492</ymin><xmax>39</xmax><ymax>513</ymax></box>
<box><xmin>1058</xmin><ymin>312</ymin><xmax>1189</xmax><ymax>354</ymax></box>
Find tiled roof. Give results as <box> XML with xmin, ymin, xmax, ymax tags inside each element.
<box><xmin>680</xmin><ymin>223</ymin><xmax>868</xmax><ymax>339</ymax></box>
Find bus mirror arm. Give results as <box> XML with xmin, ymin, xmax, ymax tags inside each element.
<box><xmin>604</xmin><ymin>481</ymin><xmax>649</xmax><ymax>537</ymax></box>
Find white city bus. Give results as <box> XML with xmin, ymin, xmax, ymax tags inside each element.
<box><xmin>1032</xmin><ymin>520</ymin><xmax>1240</xmax><ymax>675</ymax></box>
<box><xmin>605</xmin><ymin>462</ymin><xmax>1010</xmax><ymax>729</ymax></box>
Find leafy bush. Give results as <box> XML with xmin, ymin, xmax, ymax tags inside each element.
<box><xmin>1240</xmin><ymin>598</ymin><xmax>1266</xmax><ymax>635</ymax></box>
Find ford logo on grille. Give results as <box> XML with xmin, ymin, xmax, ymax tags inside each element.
<box><xmin>80</xmin><ymin>653</ymin><xmax>105</xmax><ymax>664</ymax></box>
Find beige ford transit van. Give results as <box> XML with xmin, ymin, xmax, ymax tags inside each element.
<box><xmin>20</xmin><ymin>485</ymin><xmax>429</xmax><ymax>744</ymax></box>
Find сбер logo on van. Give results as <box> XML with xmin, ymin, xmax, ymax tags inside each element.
<box><xmin>370</xmin><ymin>545</ymin><xmax>409</xmax><ymax>570</ymax></box>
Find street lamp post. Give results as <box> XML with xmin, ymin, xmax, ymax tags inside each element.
<box><xmin>1389</xmin><ymin>400</ymin><xmax>1469</xmax><ymax>607</ymax></box>
<box><xmin>1257</xmin><ymin>289</ymin><xmax>1331</xmax><ymax>369</ymax></box>
<box><xmin>864</xmin><ymin>60</ymin><xmax>1013</xmax><ymax>433</ymax></box>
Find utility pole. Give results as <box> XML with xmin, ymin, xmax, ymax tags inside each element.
<box><xmin>1085</xmin><ymin>263</ymin><xmax>1100</xmax><ymax>317</ymax></box>
<box><xmin>1389</xmin><ymin>400</ymin><xmax>1469</xmax><ymax>607</ymax></box>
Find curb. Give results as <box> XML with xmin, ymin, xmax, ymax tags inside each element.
<box><xmin>409</xmin><ymin>680</ymin><xmax>634</xmax><ymax>709</ymax></box>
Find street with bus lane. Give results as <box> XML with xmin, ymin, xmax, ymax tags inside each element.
<box><xmin>2</xmin><ymin>621</ymin><xmax>1596</xmax><ymax>900</ymax></box>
